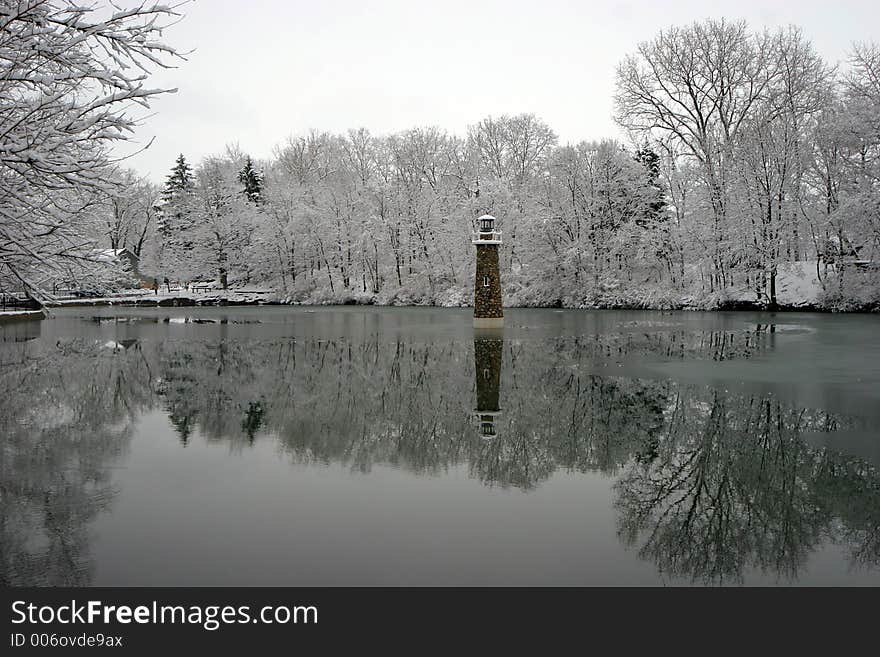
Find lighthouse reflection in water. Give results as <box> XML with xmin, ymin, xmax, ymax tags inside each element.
<box><xmin>473</xmin><ymin>329</ymin><xmax>503</xmax><ymax>439</ymax></box>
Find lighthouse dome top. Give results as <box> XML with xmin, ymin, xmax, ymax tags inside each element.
<box><xmin>478</xmin><ymin>214</ymin><xmax>496</xmax><ymax>231</ymax></box>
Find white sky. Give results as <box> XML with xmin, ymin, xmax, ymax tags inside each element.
<box><xmin>120</xmin><ymin>0</ymin><xmax>880</xmax><ymax>182</ymax></box>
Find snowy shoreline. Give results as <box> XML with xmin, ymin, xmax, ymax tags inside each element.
<box><xmin>23</xmin><ymin>261</ymin><xmax>880</xmax><ymax>315</ymax></box>
<box><xmin>0</xmin><ymin>309</ymin><xmax>46</xmax><ymax>323</ymax></box>
<box><xmin>35</xmin><ymin>296</ymin><xmax>878</xmax><ymax>313</ymax></box>
<box><xmin>4</xmin><ymin>299</ymin><xmax>876</xmax><ymax>318</ymax></box>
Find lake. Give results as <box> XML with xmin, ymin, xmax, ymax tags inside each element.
<box><xmin>2</xmin><ymin>306</ymin><xmax>879</xmax><ymax>586</ymax></box>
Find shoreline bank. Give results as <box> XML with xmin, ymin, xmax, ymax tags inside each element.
<box><xmin>32</xmin><ymin>296</ymin><xmax>880</xmax><ymax>314</ymax></box>
<box><xmin>0</xmin><ymin>309</ymin><xmax>46</xmax><ymax>324</ymax></box>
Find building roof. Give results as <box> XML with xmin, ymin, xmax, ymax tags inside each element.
<box><xmin>89</xmin><ymin>248</ymin><xmax>137</xmax><ymax>263</ymax></box>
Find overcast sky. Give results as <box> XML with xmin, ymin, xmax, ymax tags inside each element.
<box><xmin>121</xmin><ymin>0</ymin><xmax>880</xmax><ymax>182</ymax></box>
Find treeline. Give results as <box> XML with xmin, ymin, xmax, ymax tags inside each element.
<box><xmin>44</xmin><ymin>21</ymin><xmax>880</xmax><ymax>309</ymax></box>
<box><xmin>137</xmin><ymin>119</ymin><xmax>669</xmax><ymax>308</ymax></box>
<box><xmin>4</xmin><ymin>6</ymin><xmax>875</xmax><ymax>310</ymax></box>
<box><xmin>98</xmin><ymin>20</ymin><xmax>876</xmax><ymax>310</ymax></box>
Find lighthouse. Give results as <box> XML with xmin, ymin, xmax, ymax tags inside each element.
<box><xmin>472</xmin><ymin>214</ymin><xmax>503</xmax><ymax>328</ymax></box>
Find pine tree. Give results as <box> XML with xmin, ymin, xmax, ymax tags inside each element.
<box><xmin>238</xmin><ymin>156</ymin><xmax>263</xmax><ymax>204</ymax></box>
<box><xmin>163</xmin><ymin>154</ymin><xmax>195</xmax><ymax>202</ymax></box>
<box><xmin>155</xmin><ymin>154</ymin><xmax>199</xmax><ymax>281</ymax></box>
<box><xmin>634</xmin><ymin>142</ymin><xmax>667</xmax><ymax>227</ymax></box>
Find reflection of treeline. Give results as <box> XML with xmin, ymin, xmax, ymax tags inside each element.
<box><xmin>147</xmin><ymin>335</ymin><xmax>880</xmax><ymax>580</ymax></box>
<box><xmin>148</xmin><ymin>324</ymin><xmax>783</xmax><ymax>465</ymax></box>
<box><xmin>614</xmin><ymin>391</ymin><xmax>880</xmax><ymax>584</ymax></box>
<box><xmin>157</xmin><ymin>338</ymin><xmax>476</xmax><ymax>470</ymax></box>
<box><xmin>150</xmin><ymin>337</ymin><xmax>668</xmax><ymax>483</ymax></box>
<box><xmin>146</xmin><ymin>334</ymin><xmax>808</xmax><ymax>487</ymax></box>
<box><xmin>546</xmin><ymin>325</ymin><xmax>777</xmax><ymax>363</ymax></box>
<box><xmin>2</xmin><ymin>327</ymin><xmax>879</xmax><ymax>586</ymax></box>
<box><xmin>0</xmin><ymin>336</ymin><xmax>153</xmax><ymax>585</ymax></box>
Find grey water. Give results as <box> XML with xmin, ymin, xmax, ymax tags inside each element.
<box><xmin>2</xmin><ymin>306</ymin><xmax>879</xmax><ymax>586</ymax></box>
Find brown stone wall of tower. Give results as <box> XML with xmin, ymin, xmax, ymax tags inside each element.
<box><xmin>474</xmin><ymin>337</ymin><xmax>503</xmax><ymax>412</ymax></box>
<box><xmin>474</xmin><ymin>244</ymin><xmax>503</xmax><ymax>318</ymax></box>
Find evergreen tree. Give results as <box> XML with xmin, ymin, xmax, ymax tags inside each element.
<box><xmin>155</xmin><ymin>154</ymin><xmax>199</xmax><ymax>281</ymax></box>
<box><xmin>238</xmin><ymin>156</ymin><xmax>263</xmax><ymax>204</ymax></box>
<box><xmin>634</xmin><ymin>142</ymin><xmax>667</xmax><ymax>227</ymax></box>
<box><xmin>163</xmin><ymin>154</ymin><xmax>195</xmax><ymax>202</ymax></box>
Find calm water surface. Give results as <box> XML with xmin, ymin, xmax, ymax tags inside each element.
<box><xmin>2</xmin><ymin>307</ymin><xmax>879</xmax><ymax>586</ymax></box>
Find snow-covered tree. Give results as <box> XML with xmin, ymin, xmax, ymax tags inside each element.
<box><xmin>103</xmin><ymin>169</ymin><xmax>159</xmax><ymax>257</ymax></box>
<box><xmin>730</xmin><ymin>27</ymin><xmax>832</xmax><ymax>306</ymax></box>
<box><xmin>163</xmin><ymin>154</ymin><xmax>195</xmax><ymax>202</ymax></box>
<box><xmin>238</xmin><ymin>156</ymin><xmax>264</xmax><ymax>204</ymax></box>
<box><xmin>615</xmin><ymin>19</ymin><xmax>782</xmax><ymax>290</ymax></box>
<box><xmin>149</xmin><ymin>154</ymin><xmax>200</xmax><ymax>283</ymax></box>
<box><xmin>0</xmin><ymin>0</ymin><xmax>184</xmax><ymax>296</ymax></box>
<box><xmin>194</xmin><ymin>157</ymin><xmax>258</xmax><ymax>288</ymax></box>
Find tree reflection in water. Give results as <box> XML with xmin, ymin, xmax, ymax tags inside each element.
<box><xmin>612</xmin><ymin>392</ymin><xmax>880</xmax><ymax>583</ymax></box>
<box><xmin>0</xmin><ymin>326</ymin><xmax>152</xmax><ymax>585</ymax></box>
<box><xmin>1</xmin><ymin>317</ymin><xmax>878</xmax><ymax>585</ymax></box>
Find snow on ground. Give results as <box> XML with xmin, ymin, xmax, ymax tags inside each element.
<box><xmin>687</xmin><ymin>259</ymin><xmax>826</xmax><ymax>308</ymax></box>
<box><xmin>13</xmin><ymin>262</ymin><xmax>871</xmax><ymax>312</ymax></box>
<box><xmin>46</xmin><ymin>287</ymin><xmax>280</xmax><ymax>306</ymax></box>
<box><xmin>0</xmin><ymin>309</ymin><xmax>45</xmax><ymax>322</ymax></box>
<box><xmin>775</xmin><ymin>260</ymin><xmax>824</xmax><ymax>306</ymax></box>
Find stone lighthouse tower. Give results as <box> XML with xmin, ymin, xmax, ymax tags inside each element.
<box><xmin>472</xmin><ymin>214</ymin><xmax>503</xmax><ymax>328</ymax></box>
